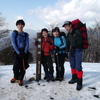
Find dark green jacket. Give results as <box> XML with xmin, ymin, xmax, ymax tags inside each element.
<box><xmin>66</xmin><ymin>29</ymin><xmax>82</xmax><ymax>52</ymax></box>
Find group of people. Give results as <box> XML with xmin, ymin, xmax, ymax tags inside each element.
<box><xmin>10</xmin><ymin>19</ymin><xmax>83</xmax><ymax>91</ymax></box>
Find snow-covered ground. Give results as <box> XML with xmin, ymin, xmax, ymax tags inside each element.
<box><xmin>0</xmin><ymin>62</ymin><xmax>100</xmax><ymax>100</ymax></box>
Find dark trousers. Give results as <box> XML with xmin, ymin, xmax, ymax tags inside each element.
<box><xmin>13</xmin><ymin>52</ymin><xmax>29</xmax><ymax>81</ymax></box>
<box><xmin>55</xmin><ymin>54</ymin><xmax>65</xmax><ymax>78</ymax></box>
<box><xmin>41</xmin><ymin>55</ymin><xmax>54</xmax><ymax>79</ymax></box>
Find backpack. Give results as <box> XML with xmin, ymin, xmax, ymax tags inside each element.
<box><xmin>13</xmin><ymin>30</ymin><xmax>28</xmax><ymax>39</ymax></box>
<box><xmin>59</xmin><ymin>32</ymin><xmax>67</xmax><ymax>50</ymax></box>
<box><xmin>60</xmin><ymin>32</ymin><xmax>67</xmax><ymax>39</ymax></box>
<box><xmin>71</xmin><ymin>19</ymin><xmax>89</xmax><ymax>49</ymax></box>
<box><xmin>12</xmin><ymin>30</ymin><xmax>29</xmax><ymax>52</ymax></box>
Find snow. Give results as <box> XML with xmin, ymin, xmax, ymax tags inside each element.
<box><xmin>0</xmin><ymin>62</ymin><xmax>100</xmax><ymax>100</ymax></box>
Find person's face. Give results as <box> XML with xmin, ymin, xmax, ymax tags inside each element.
<box><xmin>53</xmin><ymin>31</ymin><xmax>59</xmax><ymax>37</ymax></box>
<box><xmin>42</xmin><ymin>31</ymin><xmax>48</xmax><ymax>38</ymax></box>
<box><xmin>17</xmin><ymin>24</ymin><xmax>24</xmax><ymax>30</ymax></box>
<box><xmin>64</xmin><ymin>24</ymin><xmax>72</xmax><ymax>32</ymax></box>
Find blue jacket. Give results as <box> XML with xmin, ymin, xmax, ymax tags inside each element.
<box><xmin>11</xmin><ymin>31</ymin><xmax>29</xmax><ymax>54</ymax></box>
<box><xmin>54</xmin><ymin>36</ymin><xmax>66</xmax><ymax>54</ymax></box>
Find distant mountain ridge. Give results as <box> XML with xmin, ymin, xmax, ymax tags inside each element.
<box><xmin>24</xmin><ymin>29</ymin><xmax>37</xmax><ymax>37</ymax></box>
<box><xmin>8</xmin><ymin>29</ymin><xmax>37</xmax><ymax>37</ymax></box>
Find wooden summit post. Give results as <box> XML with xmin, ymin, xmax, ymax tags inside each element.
<box><xmin>36</xmin><ymin>32</ymin><xmax>42</xmax><ymax>81</ymax></box>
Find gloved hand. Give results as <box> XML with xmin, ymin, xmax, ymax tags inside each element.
<box><xmin>18</xmin><ymin>52</ymin><xmax>26</xmax><ymax>58</ymax></box>
<box><xmin>18</xmin><ymin>53</ymin><xmax>22</xmax><ymax>58</ymax></box>
<box><xmin>55</xmin><ymin>46</ymin><xmax>59</xmax><ymax>53</ymax></box>
<box><xmin>35</xmin><ymin>39</ymin><xmax>39</xmax><ymax>46</ymax></box>
<box><xmin>55</xmin><ymin>46</ymin><xmax>59</xmax><ymax>51</ymax></box>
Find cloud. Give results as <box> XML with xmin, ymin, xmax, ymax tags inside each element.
<box><xmin>17</xmin><ymin>15</ymin><xmax>24</xmax><ymax>20</ymax></box>
<box><xmin>26</xmin><ymin>23</ymin><xmax>31</xmax><ymax>26</ymax></box>
<box><xmin>28</xmin><ymin>0</ymin><xmax>100</xmax><ymax>27</ymax></box>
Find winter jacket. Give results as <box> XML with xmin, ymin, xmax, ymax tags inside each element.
<box><xmin>42</xmin><ymin>37</ymin><xmax>55</xmax><ymax>56</ymax></box>
<box><xmin>11</xmin><ymin>31</ymin><xmax>29</xmax><ymax>54</ymax></box>
<box><xmin>54</xmin><ymin>36</ymin><xmax>66</xmax><ymax>54</ymax></box>
<box><xmin>66</xmin><ymin>29</ymin><xmax>83</xmax><ymax>52</ymax></box>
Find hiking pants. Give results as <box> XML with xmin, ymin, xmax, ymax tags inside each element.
<box><xmin>55</xmin><ymin>53</ymin><xmax>65</xmax><ymax>78</ymax></box>
<box><xmin>69</xmin><ymin>49</ymin><xmax>83</xmax><ymax>71</ymax></box>
<box><xmin>13</xmin><ymin>52</ymin><xmax>29</xmax><ymax>81</ymax></box>
<box><xmin>41</xmin><ymin>55</ymin><xmax>54</xmax><ymax>79</ymax></box>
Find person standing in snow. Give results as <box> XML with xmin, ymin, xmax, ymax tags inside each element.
<box><xmin>10</xmin><ymin>19</ymin><xmax>29</xmax><ymax>86</ymax></box>
<box><xmin>41</xmin><ymin>28</ymin><xmax>55</xmax><ymax>81</ymax></box>
<box><xmin>62</xmin><ymin>21</ymin><xmax>83</xmax><ymax>90</ymax></box>
<box><xmin>52</xmin><ymin>27</ymin><xmax>66</xmax><ymax>81</ymax></box>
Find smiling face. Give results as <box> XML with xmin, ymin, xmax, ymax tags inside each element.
<box><xmin>64</xmin><ymin>24</ymin><xmax>72</xmax><ymax>32</ymax></box>
<box><xmin>17</xmin><ymin>23</ymin><xmax>24</xmax><ymax>31</ymax></box>
<box><xmin>42</xmin><ymin>31</ymin><xmax>48</xmax><ymax>38</ymax></box>
<box><xmin>52</xmin><ymin>31</ymin><xmax>59</xmax><ymax>37</ymax></box>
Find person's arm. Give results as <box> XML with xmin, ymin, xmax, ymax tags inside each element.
<box><xmin>66</xmin><ymin>33</ymin><xmax>70</xmax><ymax>52</ymax></box>
<box><xmin>50</xmin><ymin>39</ymin><xmax>55</xmax><ymax>50</ymax></box>
<box><xmin>24</xmin><ymin>34</ymin><xmax>29</xmax><ymax>53</ymax></box>
<box><xmin>59</xmin><ymin>36</ymin><xmax>66</xmax><ymax>49</ymax></box>
<box><xmin>11</xmin><ymin>32</ymin><xmax>20</xmax><ymax>54</ymax></box>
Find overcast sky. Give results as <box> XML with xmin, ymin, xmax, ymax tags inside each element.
<box><xmin>0</xmin><ymin>0</ymin><xmax>100</xmax><ymax>31</ymax></box>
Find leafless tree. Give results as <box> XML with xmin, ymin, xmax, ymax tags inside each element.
<box><xmin>0</xmin><ymin>13</ymin><xmax>9</xmax><ymax>39</ymax></box>
<box><xmin>83</xmin><ymin>20</ymin><xmax>100</xmax><ymax>62</ymax></box>
<box><xmin>45</xmin><ymin>21</ymin><xmax>59</xmax><ymax>31</ymax></box>
<box><xmin>0</xmin><ymin>37</ymin><xmax>11</xmax><ymax>49</ymax></box>
<box><xmin>29</xmin><ymin>37</ymin><xmax>37</xmax><ymax>62</ymax></box>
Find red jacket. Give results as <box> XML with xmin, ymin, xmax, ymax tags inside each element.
<box><xmin>42</xmin><ymin>38</ymin><xmax>55</xmax><ymax>56</ymax></box>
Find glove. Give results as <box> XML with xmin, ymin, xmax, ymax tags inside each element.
<box><xmin>18</xmin><ymin>52</ymin><xmax>26</xmax><ymax>58</ymax></box>
<box><xmin>18</xmin><ymin>53</ymin><xmax>23</xmax><ymax>58</ymax></box>
<box><xmin>55</xmin><ymin>46</ymin><xmax>59</xmax><ymax>50</ymax></box>
<box><xmin>55</xmin><ymin>46</ymin><xmax>59</xmax><ymax>53</ymax></box>
<box><xmin>35</xmin><ymin>39</ymin><xmax>39</xmax><ymax>46</ymax></box>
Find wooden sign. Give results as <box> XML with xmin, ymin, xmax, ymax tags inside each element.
<box><xmin>36</xmin><ymin>32</ymin><xmax>42</xmax><ymax>81</ymax></box>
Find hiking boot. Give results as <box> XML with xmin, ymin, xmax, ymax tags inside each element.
<box><xmin>44</xmin><ymin>76</ymin><xmax>47</xmax><ymax>80</ymax></box>
<box><xmin>18</xmin><ymin>80</ymin><xmax>23</xmax><ymax>86</ymax></box>
<box><xmin>50</xmin><ymin>78</ymin><xmax>55</xmax><ymax>82</ymax></box>
<box><xmin>68</xmin><ymin>79</ymin><xmax>77</xmax><ymax>84</ymax></box>
<box><xmin>76</xmin><ymin>85</ymin><xmax>82</xmax><ymax>91</ymax></box>
<box><xmin>10</xmin><ymin>78</ymin><xmax>17</xmax><ymax>83</ymax></box>
<box><xmin>59</xmin><ymin>78</ymin><xmax>64</xmax><ymax>82</ymax></box>
<box><xmin>47</xmin><ymin>78</ymin><xmax>50</xmax><ymax>82</ymax></box>
<box><xmin>55</xmin><ymin>77</ymin><xmax>59</xmax><ymax>81</ymax></box>
<box><xmin>76</xmin><ymin>78</ymin><xmax>83</xmax><ymax>91</ymax></box>
<box><xmin>68</xmin><ymin>74</ymin><xmax>77</xmax><ymax>84</ymax></box>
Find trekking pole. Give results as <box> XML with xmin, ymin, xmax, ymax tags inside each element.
<box><xmin>22</xmin><ymin>59</ymin><xmax>28</xmax><ymax>88</ymax></box>
<box><xmin>56</xmin><ymin>54</ymin><xmax>61</xmax><ymax>80</ymax></box>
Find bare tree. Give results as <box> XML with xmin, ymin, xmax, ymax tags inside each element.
<box><xmin>0</xmin><ymin>12</ymin><xmax>10</xmax><ymax>50</ymax></box>
<box><xmin>83</xmin><ymin>20</ymin><xmax>100</xmax><ymax>62</ymax></box>
<box><xmin>45</xmin><ymin>21</ymin><xmax>59</xmax><ymax>31</ymax></box>
<box><xmin>29</xmin><ymin>37</ymin><xmax>37</xmax><ymax>62</ymax></box>
<box><xmin>0</xmin><ymin>37</ymin><xmax>11</xmax><ymax>49</ymax></box>
<box><xmin>0</xmin><ymin>13</ymin><xmax>9</xmax><ymax>39</ymax></box>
